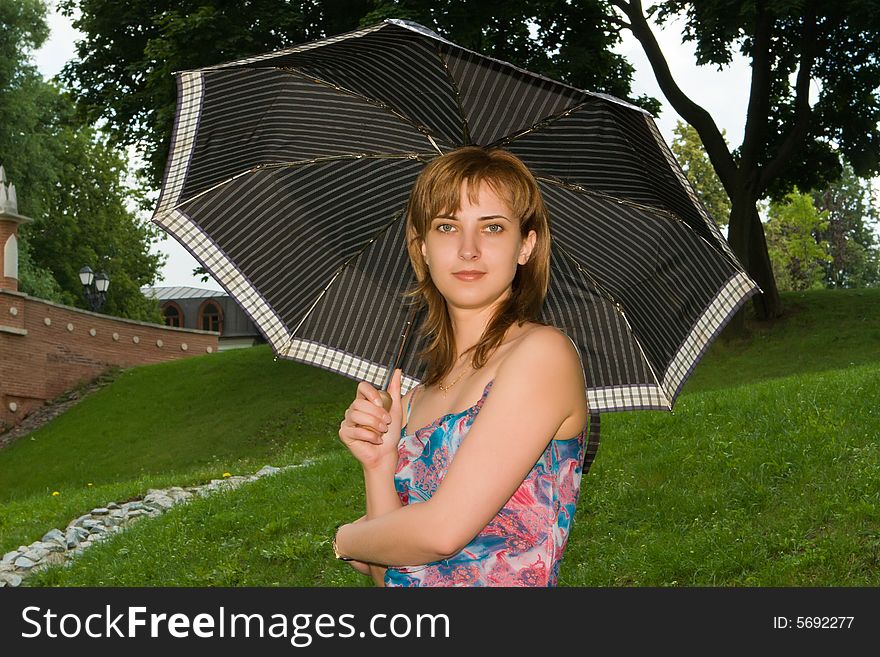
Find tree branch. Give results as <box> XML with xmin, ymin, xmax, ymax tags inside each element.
<box><xmin>605</xmin><ymin>14</ymin><xmax>632</xmax><ymax>30</ymax></box>
<box><xmin>757</xmin><ymin>12</ymin><xmax>818</xmax><ymax>193</ymax></box>
<box><xmin>613</xmin><ymin>0</ymin><xmax>739</xmax><ymax>196</ymax></box>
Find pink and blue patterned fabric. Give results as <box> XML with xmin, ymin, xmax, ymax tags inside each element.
<box><xmin>384</xmin><ymin>380</ymin><xmax>587</xmax><ymax>587</ymax></box>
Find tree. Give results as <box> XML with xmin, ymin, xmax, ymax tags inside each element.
<box><xmin>1</xmin><ymin>0</ymin><xmax>165</xmax><ymax>321</ymax></box>
<box><xmin>765</xmin><ymin>188</ymin><xmax>831</xmax><ymax>292</ymax></box>
<box><xmin>812</xmin><ymin>163</ymin><xmax>880</xmax><ymax>289</ymax></box>
<box><xmin>60</xmin><ymin>0</ymin><xmax>658</xmax><ymax>190</ymax></box>
<box><xmin>608</xmin><ymin>1</ymin><xmax>880</xmax><ymax>328</ymax></box>
<box><xmin>670</xmin><ymin>120</ymin><xmax>730</xmax><ymax>227</ymax></box>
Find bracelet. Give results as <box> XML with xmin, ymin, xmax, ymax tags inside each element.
<box><xmin>332</xmin><ymin>525</ymin><xmax>354</xmax><ymax>561</ymax></box>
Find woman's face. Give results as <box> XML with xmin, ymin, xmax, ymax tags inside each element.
<box><xmin>420</xmin><ymin>180</ymin><xmax>536</xmax><ymax>312</ymax></box>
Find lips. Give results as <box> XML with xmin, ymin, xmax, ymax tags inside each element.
<box><xmin>452</xmin><ymin>270</ymin><xmax>486</xmax><ymax>281</ymax></box>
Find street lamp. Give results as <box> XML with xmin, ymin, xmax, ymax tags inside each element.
<box><xmin>79</xmin><ymin>265</ymin><xmax>110</xmax><ymax>312</ymax></box>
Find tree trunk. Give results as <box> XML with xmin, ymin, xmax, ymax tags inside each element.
<box><xmin>747</xmin><ymin>208</ymin><xmax>783</xmax><ymax>319</ymax></box>
<box><xmin>724</xmin><ymin>189</ymin><xmax>783</xmax><ymax>336</ymax></box>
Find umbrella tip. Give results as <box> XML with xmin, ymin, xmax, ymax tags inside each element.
<box><xmin>385</xmin><ymin>18</ymin><xmax>443</xmax><ymax>41</ymax></box>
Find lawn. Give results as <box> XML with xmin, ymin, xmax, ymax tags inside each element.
<box><xmin>1</xmin><ymin>288</ymin><xmax>877</xmax><ymax>585</ymax></box>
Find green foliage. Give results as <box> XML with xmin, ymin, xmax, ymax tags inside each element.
<box><xmin>60</xmin><ymin>0</ymin><xmax>655</xmax><ymax>189</ymax></box>
<box><xmin>765</xmin><ymin>188</ymin><xmax>831</xmax><ymax>292</ymax></box>
<box><xmin>1</xmin><ymin>0</ymin><xmax>165</xmax><ymax>321</ymax></box>
<box><xmin>762</xmin><ymin>165</ymin><xmax>880</xmax><ymax>293</ymax></box>
<box><xmin>15</xmin><ymin>235</ymin><xmax>64</xmax><ymax>303</ymax></box>
<box><xmin>0</xmin><ymin>0</ymin><xmax>49</xmax><ymax>90</ymax></box>
<box><xmin>812</xmin><ymin>163</ymin><xmax>880</xmax><ymax>289</ymax></box>
<box><xmin>670</xmin><ymin>120</ymin><xmax>730</xmax><ymax>227</ymax></box>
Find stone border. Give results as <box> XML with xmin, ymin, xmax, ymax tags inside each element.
<box><xmin>0</xmin><ymin>463</ymin><xmax>308</xmax><ymax>587</ymax></box>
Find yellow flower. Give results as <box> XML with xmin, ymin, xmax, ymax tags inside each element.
<box><xmin>52</xmin><ymin>491</ymin><xmax>60</xmax><ymax>496</ymax></box>
<box><xmin>222</xmin><ymin>472</ymin><xmax>231</xmax><ymax>478</ymax></box>
<box><xmin>87</xmin><ymin>483</ymin><xmax>93</xmax><ymax>487</ymax></box>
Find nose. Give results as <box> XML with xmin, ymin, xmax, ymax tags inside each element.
<box><xmin>458</xmin><ymin>229</ymin><xmax>480</xmax><ymax>261</ymax></box>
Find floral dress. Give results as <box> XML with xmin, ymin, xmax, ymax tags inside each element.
<box><xmin>384</xmin><ymin>380</ymin><xmax>587</xmax><ymax>587</ymax></box>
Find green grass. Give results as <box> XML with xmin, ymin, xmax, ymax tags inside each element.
<box><xmin>0</xmin><ymin>347</ymin><xmax>354</xmax><ymax>552</ymax></box>
<box><xmin>2</xmin><ymin>288</ymin><xmax>878</xmax><ymax>585</ymax></box>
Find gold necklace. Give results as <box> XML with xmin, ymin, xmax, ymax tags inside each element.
<box><xmin>438</xmin><ymin>363</ymin><xmax>470</xmax><ymax>394</ymax></box>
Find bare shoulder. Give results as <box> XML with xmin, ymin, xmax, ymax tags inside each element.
<box><xmin>507</xmin><ymin>324</ymin><xmax>582</xmax><ymax>373</ymax></box>
<box><xmin>490</xmin><ymin>325</ymin><xmax>587</xmax><ymax>439</ymax></box>
<box><xmin>498</xmin><ymin>325</ymin><xmax>585</xmax><ymax>405</ymax></box>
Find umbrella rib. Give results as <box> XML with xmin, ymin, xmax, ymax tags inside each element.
<box><xmin>552</xmin><ymin>240</ymin><xmax>669</xmax><ymax>404</ymax></box>
<box><xmin>535</xmin><ymin>175</ymin><xmax>684</xmax><ymax>224</ymax></box>
<box><xmin>485</xmin><ymin>99</ymin><xmax>594</xmax><ymax>150</ymax></box>
<box><xmin>154</xmin><ymin>153</ymin><xmax>435</xmax><ymax>217</ymax></box>
<box><xmin>552</xmin><ymin>238</ymin><xmax>625</xmax><ymax>316</ymax></box>
<box><xmin>285</xmin><ymin>208</ymin><xmax>408</xmax><ymax>345</ymax></box>
<box><xmin>429</xmin><ymin>43</ymin><xmax>473</xmax><ymax>145</ymax></box>
<box><xmin>278</xmin><ymin>66</ymin><xmax>445</xmax><ymax>155</ymax></box>
<box><xmin>539</xmin><ymin>174</ymin><xmax>746</xmax><ymax>270</ymax></box>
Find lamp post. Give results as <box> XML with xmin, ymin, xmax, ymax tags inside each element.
<box><xmin>79</xmin><ymin>265</ymin><xmax>110</xmax><ymax>312</ymax></box>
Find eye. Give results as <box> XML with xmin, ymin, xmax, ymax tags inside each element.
<box><xmin>435</xmin><ymin>223</ymin><xmax>456</xmax><ymax>233</ymax></box>
<box><xmin>484</xmin><ymin>224</ymin><xmax>504</xmax><ymax>234</ymax></box>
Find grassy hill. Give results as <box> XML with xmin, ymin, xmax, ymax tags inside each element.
<box><xmin>1</xmin><ymin>288</ymin><xmax>877</xmax><ymax>585</ymax></box>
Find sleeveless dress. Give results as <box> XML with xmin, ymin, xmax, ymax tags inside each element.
<box><xmin>384</xmin><ymin>379</ymin><xmax>588</xmax><ymax>587</ymax></box>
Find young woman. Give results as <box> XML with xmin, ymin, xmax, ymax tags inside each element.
<box><xmin>334</xmin><ymin>147</ymin><xmax>588</xmax><ymax>587</ymax></box>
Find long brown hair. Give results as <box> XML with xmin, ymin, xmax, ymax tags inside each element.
<box><xmin>404</xmin><ymin>147</ymin><xmax>551</xmax><ymax>387</ymax></box>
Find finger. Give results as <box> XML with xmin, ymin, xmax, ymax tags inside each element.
<box><xmin>345</xmin><ymin>426</ymin><xmax>385</xmax><ymax>444</ymax></box>
<box><xmin>352</xmin><ymin>398</ymin><xmax>392</xmax><ymax>423</ymax></box>
<box><xmin>347</xmin><ymin>409</ymin><xmax>388</xmax><ymax>433</ymax></box>
<box><xmin>389</xmin><ymin>369</ymin><xmax>403</xmax><ymax>418</ymax></box>
<box><xmin>356</xmin><ymin>381</ymin><xmax>384</xmax><ymax>408</ymax></box>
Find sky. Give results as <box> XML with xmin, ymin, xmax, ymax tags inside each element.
<box><xmin>31</xmin><ymin>2</ymin><xmax>876</xmax><ymax>290</ymax></box>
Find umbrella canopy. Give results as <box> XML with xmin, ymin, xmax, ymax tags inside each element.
<box><xmin>152</xmin><ymin>18</ymin><xmax>758</xmax><ymax>414</ymax></box>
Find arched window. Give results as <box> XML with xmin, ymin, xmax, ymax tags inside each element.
<box><xmin>199</xmin><ymin>300</ymin><xmax>222</xmax><ymax>334</ymax></box>
<box><xmin>4</xmin><ymin>234</ymin><xmax>18</xmax><ymax>279</ymax></box>
<box><xmin>162</xmin><ymin>302</ymin><xmax>184</xmax><ymax>328</ymax></box>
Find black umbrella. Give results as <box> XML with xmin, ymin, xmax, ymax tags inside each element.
<box><xmin>152</xmin><ymin>19</ymin><xmax>758</xmax><ymax>443</ymax></box>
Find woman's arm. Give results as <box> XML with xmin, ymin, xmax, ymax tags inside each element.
<box><xmin>361</xmin><ymin>383</ymin><xmax>413</xmax><ymax>518</ymax></box>
<box><xmin>357</xmin><ymin>385</ymin><xmax>415</xmax><ymax>585</ymax></box>
<box><xmin>335</xmin><ymin>327</ymin><xmax>586</xmax><ymax>565</ymax></box>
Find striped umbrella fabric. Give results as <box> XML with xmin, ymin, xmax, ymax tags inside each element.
<box><xmin>152</xmin><ymin>18</ymin><xmax>759</xmax><ymax>414</ymax></box>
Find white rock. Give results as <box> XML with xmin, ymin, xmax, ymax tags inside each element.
<box><xmin>256</xmin><ymin>465</ymin><xmax>280</xmax><ymax>477</ymax></box>
<box><xmin>42</xmin><ymin>528</ymin><xmax>66</xmax><ymax>545</ymax></box>
<box><xmin>0</xmin><ymin>573</ymin><xmax>22</xmax><ymax>587</ymax></box>
<box><xmin>14</xmin><ymin>556</ymin><xmax>36</xmax><ymax>570</ymax></box>
<box><xmin>36</xmin><ymin>541</ymin><xmax>65</xmax><ymax>554</ymax></box>
<box><xmin>65</xmin><ymin>529</ymin><xmax>82</xmax><ymax>549</ymax></box>
<box><xmin>143</xmin><ymin>494</ymin><xmax>174</xmax><ymax>510</ymax></box>
<box><xmin>23</xmin><ymin>548</ymin><xmax>48</xmax><ymax>561</ymax></box>
<box><xmin>2</xmin><ymin>550</ymin><xmax>21</xmax><ymax>564</ymax></box>
<box><xmin>91</xmin><ymin>507</ymin><xmax>109</xmax><ymax>515</ymax></box>
<box><xmin>70</xmin><ymin>515</ymin><xmax>92</xmax><ymax>529</ymax></box>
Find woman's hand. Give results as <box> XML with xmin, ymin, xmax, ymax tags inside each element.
<box><xmin>338</xmin><ymin>368</ymin><xmax>403</xmax><ymax>471</ymax></box>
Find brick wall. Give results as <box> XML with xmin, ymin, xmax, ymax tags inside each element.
<box><xmin>0</xmin><ymin>289</ymin><xmax>219</xmax><ymax>432</ymax></box>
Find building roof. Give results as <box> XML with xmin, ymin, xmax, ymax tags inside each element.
<box><xmin>141</xmin><ymin>286</ymin><xmax>229</xmax><ymax>300</ymax></box>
